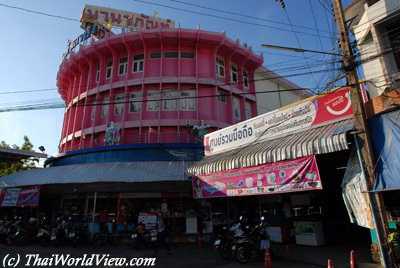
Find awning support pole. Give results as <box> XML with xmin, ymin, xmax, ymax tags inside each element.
<box><xmin>354</xmin><ymin>136</ymin><xmax>391</xmax><ymax>265</ymax></box>
<box><xmin>92</xmin><ymin>191</ymin><xmax>97</xmax><ymax>238</ymax></box>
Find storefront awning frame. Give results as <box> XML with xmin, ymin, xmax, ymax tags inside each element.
<box><xmin>188</xmin><ymin>119</ymin><xmax>355</xmax><ymax>176</ymax></box>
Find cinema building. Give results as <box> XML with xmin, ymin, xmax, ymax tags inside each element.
<box><xmin>0</xmin><ymin>6</ymin><xmax>310</xmax><ymax>239</ymax></box>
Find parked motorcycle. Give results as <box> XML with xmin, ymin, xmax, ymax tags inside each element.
<box><xmin>37</xmin><ymin>217</ymin><xmax>51</xmax><ymax>247</ymax></box>
<box><xmin>70</xmin><ymin>221</ymin><xmax>88</xmax><ymax>248</ymax></box>
<box><xmin>131</xmin><ymin>222</ymin><xmax>157</xmax><ymax>250</ymax></box>
<box><xmin>51</xmin><ymin>216</ymin><xmax>68</xmax><ymax>247</ymax></box>
<box><xmin>232</xmin><ymin>216</ymin><xmax>270</xmax><ymax>264</ymax></box>
<box><xmin>93</xmin><ymin>221</ymin><xmax>115</xmax><ymax>248</ymax></box>
<box><xmin>6</xmin><ymin>216</ymin><xmax>37</xmax><ymax>246</ymax></box>
<box><xmin>0</xmin><ymin>217</ymin><xmax>11</xmax><ymax>243</ymax></box>
<box><xmin>214</xmin><ymin>216</ymin><xmax>246</xmax><ymax>259</ymax></box>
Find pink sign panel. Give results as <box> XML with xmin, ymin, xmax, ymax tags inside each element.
<box><xmin>0</xmin><ymin>186</ymin><xmax>40</xmax><ymax>207</ymax></box>
<box><xmin>193</xmin><ymin>156</ymin><xmax>322</xmax><ymax>199</ymax></box>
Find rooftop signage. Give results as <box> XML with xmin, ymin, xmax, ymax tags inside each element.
<box><xmin>80</xmin><ymin>5</ymin><xmax>175</xmax><ymax>31</ymax></box>
<box><xmin>204</xmin><ymin>87</ymin><xmax>353</xmax><ymax>156</ymax></box>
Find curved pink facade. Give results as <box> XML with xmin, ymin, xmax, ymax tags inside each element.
<box><xmin>57</xmin><ymin>29</ymin><xmax>263</xmax><ymax>153</ymax></box>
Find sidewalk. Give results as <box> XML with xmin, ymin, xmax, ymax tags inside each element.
<box><xmin>147</xmin><ymin>242</ymin><xmax>384</xmax><ymax>268</ymax></box>
<box><xmin>0</xmin><ymin>240</ymin><xmax>384</xmax><ymax>268</ymax></box>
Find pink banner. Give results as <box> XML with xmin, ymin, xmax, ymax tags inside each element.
<box><xmin>193</xmin><ymin>156</ymin><xmax>322</xmax><ymax>199</ymax></box>
<box><xmin>0</xmin><ymin>186</ymin><xmax>40</xmax><ymax>207</ymax></box>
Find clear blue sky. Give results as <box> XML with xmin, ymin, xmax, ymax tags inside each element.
<box><xmin>0</xmin><ymin>0</ymin><xmax>352</xmax><ymax>157</ymax></box>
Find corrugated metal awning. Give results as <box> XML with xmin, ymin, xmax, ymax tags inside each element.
<box><xmin>188</xmin><ymin>119</ymin><xmax>355</xmax><ymax>176</ymax></box>
<box><xmin>0</xmin><ymin>161</ymin><xmax>194</xmax><ymax>188</ymax></box>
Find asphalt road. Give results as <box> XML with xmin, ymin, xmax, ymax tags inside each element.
<box><xmin>0</xmin><ymin>241</ymin><xmax>382</xmax><ymax>268</ymax></box>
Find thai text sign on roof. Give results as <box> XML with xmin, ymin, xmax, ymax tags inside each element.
<box><xmin>204</xmin><ymin>87</ymin><xmax>353</xmax><ymax>156</ymax></box>
<box><xmin>80</xmin><ymin>5</ymin><xmax>175</xmax><ymax>31</ymax></box>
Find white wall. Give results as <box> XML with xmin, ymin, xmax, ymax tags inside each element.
<box><xmin>351</xmin><ymin>0</ymin><xmax>400</xmax><ymax>97</ymax></box>
<box><xmin>254</xmin><ymin>68</ymin><xmax>312</xmax><ymax>115</ymax></box>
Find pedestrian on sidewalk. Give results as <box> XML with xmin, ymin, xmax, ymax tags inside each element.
<box><xmin>154</xmin><ymin>210</ymin><xmax>171</xmax><ymax>256</ymax></box>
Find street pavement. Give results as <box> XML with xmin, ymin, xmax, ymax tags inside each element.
<box><xmin>0</xmin><ymin>241</ymin><xmax>383</xmax><ymax>268</ymax></box>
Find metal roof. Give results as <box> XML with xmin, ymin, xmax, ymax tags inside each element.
<box><xmin>188</xmin><ymin>119</ymin><xmax>355</xmax><ymax>176</ymax></box>
<box><xmin>0</xmin><ymin>147</ymin><xmax>47</xmax><ymax>163</ymax></box>
<box><xmin>0</xmin><ymin>161</ymin><xmax>195</xmax><ymax>188</ymax></box>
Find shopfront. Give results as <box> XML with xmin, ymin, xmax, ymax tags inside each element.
<box><xmin>0</xmin><ymin>160</ymin><xmax>201</xmax><ymax>242</ymax></box>
<box><xmin>188</xmin><ymin>87</ymin><xmax>373</xmax><ymax>247</ymax></box>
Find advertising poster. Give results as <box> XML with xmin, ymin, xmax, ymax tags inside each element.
<box><xmin>1</xmin><ymin>188</ymin><xmax>20</xmax><ymax>207</ymax></box>
<box><xmin>0</xmin><ymin>186</ymin><xmax>40</xmax><ymax>207</ymax></box>
<box><xmin>16</xmin><ymin>186</ymin><xmax>40</xmax><ymax>207</ymax></box>
<box><xmin>193</xmin><ymin>155</ymin><xmax>322</xmax><ymax>199</ymax></box>
<box><xmin>138</xmin><ymin>212</ymin><xmax>157</xmax><ymax>230</ymax></box>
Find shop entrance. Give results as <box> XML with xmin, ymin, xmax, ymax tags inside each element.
<box><xmin>207</xmin><ymin>150</ymin><xmax>371</xmax><ymax>248</ymax></box>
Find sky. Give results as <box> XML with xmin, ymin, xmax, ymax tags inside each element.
<box><xmin>0</xmin><ymin>0</ymin><xmax>352</xmax><ymax>157</ymax></box>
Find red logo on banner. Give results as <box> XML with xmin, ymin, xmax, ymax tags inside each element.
<box><xmin>312</xmin><ymin>88</ymin><xmax>353</xmax><ymax>126</ymax></box>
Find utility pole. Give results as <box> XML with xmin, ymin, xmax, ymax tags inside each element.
<box><xmin>332</xmin><ymin>0</ymin><xmax>393</xmax><ymax>267</ymax></box>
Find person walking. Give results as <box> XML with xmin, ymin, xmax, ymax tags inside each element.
<box><xmin>154</xmin><ymin>211</ymin><xmax>171</xmax><ymax>256</ymax></box>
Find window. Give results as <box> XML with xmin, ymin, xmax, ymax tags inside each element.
<box><xmin>164</xmin><ymin>52</ymin><xmax>179</xmax><ymax>58</ymax></box>
<box><xmin>231</xmin><ymin>64</ymin><xmax>238</xmax><ymax>83</ymax></box>
<box><xmin>118</xmin><ymin>57</ymin><xmax>128</xmax><ymax>75</ymax></box>
<box><xmin>245</xmin><ymin>102</ymin><xmax>252</xmax><ymax>120</ymax></box>
<box><xmin>216</xmin><ymin>56</ymin><xmax>225</xmax><ymax>77</ymax></box>
<box><xmin>163</xmin><ymin>90</ymin><xmax>178</xmax><ymax>110</ymax></box>
<box><xmin>129</xmin><ymin>92</ymin><xmax>142</xmax><ymax>112</ymax></box>
<box><xmin>106</xmin><ymin>61</ymin><xmax>113</xmax><ymax>79</ymax></box>
<box><xmin>387</xmin><ymin>23</ymin><xmax>400</xmax><ymax>70</ymax></box>
<box><xmin>91</xmin><ymin>101</ymin><xmax>97</xmax><ymax>120</ymax></box>
<box><xmin>243</xmin><ymin>70</ymin><xmax>249</xmax><ymax>89</ymax></box>
<box><xmin>95</xmin><ymin>64</ymin><xmax>100</xmax><ymax>82</ymax></box>
<box><xmin>218</xmin><ymin>90</ymin><xmax>227</xmax><ymax>103</ymax></box>
<box><xmin>180</xmin><ymin>90</ymin><xmax>195</xmax><ymax>111</ymax></box>
<box><xmin>147</xmin><ymin>91</ymin><xmax>160</xmax><ymax>111</ymax></box>
<box><xmin>101</xmin><ymin>96</ymin><xmax>110</xmax><ymax>118</ymax></box>
<box><xmin>132</xmin><ymin>54</ymin><xmax>144</xmax><ymax>73</ymax></box>
<box><xmin>180</xmin><ymin>52</ymin><xmax>195</xmax><ymax>59</ymax></box>
<box><xmin>233</xmin><ymin>97</ymin><xmax>241</xmax><ymax>120</ymax></box>
<box><xmin>150</xmin><ymin>52</ymin><xmax>161</xmax><ymax>59</ymax></box>
<box><xmin>114</xmin><ymin>94</ymin><xmax>125</xmax><ymax>115</ymax></box>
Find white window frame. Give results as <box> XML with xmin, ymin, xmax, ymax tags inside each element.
<box><xmin>101</xmin><ymin>96</ymin><xmax>110</xmax><ymax>118</ymax></box>
<box><xmin>245</xmin><ymin>102</ymin><xmax>252</xmax><ymax>120</ymax></box>
<box><xmin>95</xmin><ymin>64</ymin><xmax>100</xmax><ymax>82</ymax></box>
<box><xmin>114</xmin><ymin>94</ymin><xmax>125</xmax><ymax>115</ymax></box>
<box><xmin>147</xmin><ymin>91</ymin><xmax>160</xmax><ymax>111</ymax></box>
<box><xmin>118</xmin><ymin>57</ymin><xmax>128</xmax><ymax>76</ymax></box>
<box><xmin>106</xmin><ymin>61</ymin><xmax>113</xmax><ymax>79</ymax></box>
<box><xmin>163</xmin><ymin>90</ymin><xmax>178</xmax><ymax>111</ymax></box>
<box><xmin>132</xmin><ymin>54</ymin><xmax>144</xmax><ymax>73</ymax></box>
<box><xmin>180</xmin><ymin>90</ymin><xmax>195</xmax><ymax>111</ymax></box>
<box><xmin>129</xmin><ymin>92</ymin><xmax>142</xmax><ymax>113</ymax></box>
<box><xmin>243</xmin><ymin>70</ymin><xmax>249</xmax><ymax>90</ymax></box>
<box><xmin>231</xmin><ymin>63</ymin><xmax>238</xmax><ymax>83</ymax></box>
<box><xmin>216</xmin><ymin>56</ymin><xmax>225</xmax><ymax>77</ymax></box>
<box><xmin>233</xmin><ymin>97</ymin><xmax>241</xmax><ymax>120</ymax></box>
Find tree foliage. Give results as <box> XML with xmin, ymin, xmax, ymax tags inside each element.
<box><xmin>0</xmin><ymin>136</ymin><xmax>36</xmax><ymax>177</ymax></box>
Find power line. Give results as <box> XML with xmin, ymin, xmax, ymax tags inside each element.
<box><xmin>131</xmin><ymin>0</ymin><xmax>336</xmax><ymax>40</ymax></box>
<box><xmin>169</xmin><ymin>0</ymin><xmax>336</xmax><ymax>36</ymax></box>
<box><xmin>0</xmin><ymin>88</ymin><xmax>57</xmax><ymax>95</ymax></box>
<box><xmin>0</xmin><ymin>1</ymin><xmax>337</xmax><ymax>40</ymax></box>
<box><xmin>0</xmin><ymin>3</ymin><xmax>79</xmax><ymax>22</ymax></box>
<box><xmin>282</xmin><ymin>7</ymin><xmax>319</xmax><ymax>91</ymax></box>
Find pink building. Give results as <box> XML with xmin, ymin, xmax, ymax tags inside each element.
<box><xmin>57</xmin><ymin>29</ymin><xmax>263</xmax><ymax>153</ymax></box>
